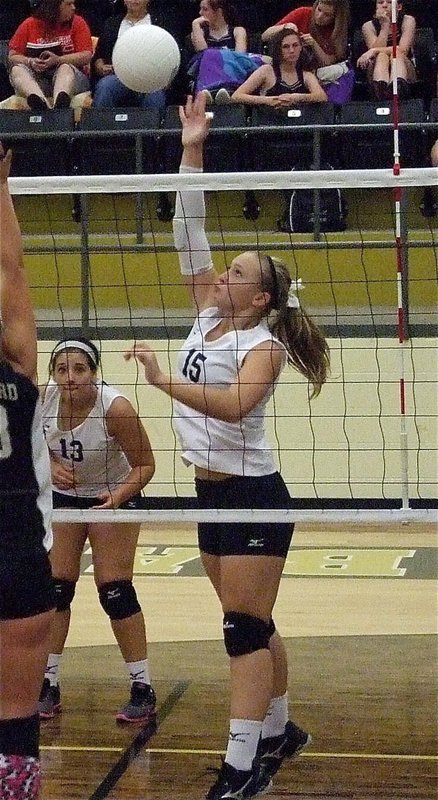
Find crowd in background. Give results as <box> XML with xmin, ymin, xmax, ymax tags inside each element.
<box><xmin>0</xmin><ymin>1</ymin><xmax>437</xmax><ymax>184</ymax></box>
<box><xmin>1</xmin><ymin>1</ymin><xmax>438</xmax><ymax>41</ymax></box>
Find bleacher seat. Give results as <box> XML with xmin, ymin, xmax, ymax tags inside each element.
<box><xmin>337</xmin><ymin>99</ymin><xmax>426</xmax><ymax>169</ymax></box>
<box><xmin>76</xmin><ymin>107</ymin><xmax>161</xmax><ymax>175</ymax></box>
<box><xmin>160</xmin><ymin>103</ymin><xmax>250</xmax><ymax>174</ymax></box>
<box><xmin>0</xmin><ymin>108</ymin><xmax>74</xmax><ymax>176</ymax></box>
<box><xmin>250</xmin><ymin>103</ymin><xmax>336</xmax><ymax>170</ymax></box>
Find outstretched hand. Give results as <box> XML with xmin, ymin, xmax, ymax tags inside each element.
<box><xmin>179</xmin><ymin>92</ymin><xmax>212</xmax><ymax>149</ymax></box>
<box><xmin>0</xmin><ymin>143</ymin><xmax>12</xmax><ymax>183</ymax></box>
<box><xmin>124</xmin><ymin>342</ymin><xmax>164</xmax><ymax>387</ymax></box>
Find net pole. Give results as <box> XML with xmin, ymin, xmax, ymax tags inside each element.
<box><xmin>391</xmin><ymin>0</ymin><xmax>410</xmax><ymax>509</ymax></box>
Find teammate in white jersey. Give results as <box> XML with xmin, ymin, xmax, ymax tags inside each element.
<box><xmin>39</xmin><ymin>337</ymin><xmax>156</xmax><ymax>725</ymax></box>
<box><xmin>126</xmin><ymin>93</ymin><xmax>330</xmax><ymax>800</ymax></box>
<box><xmin>0</xmin><ymin>144</ymin><xmax>55</xmax><ymax>800</ymax></box>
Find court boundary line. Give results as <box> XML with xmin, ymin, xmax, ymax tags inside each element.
<box><xmin>41</xmin><ymin>745</ymin><xmax>437</xmax><ymax>762</ymax></box>
<box><xmin>87</xmin><ymin>680</ymin><xmax>190</xmax><ymax>800</ymax></box>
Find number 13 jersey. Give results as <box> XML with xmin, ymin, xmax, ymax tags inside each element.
<box><xmin>42</xmin><ymin>380</ymin><xmax>131</xmax><ymax>498</ymax></box>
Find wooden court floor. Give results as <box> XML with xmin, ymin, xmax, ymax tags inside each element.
<box><xmin>40</xmin><ymin>523</ymin><xmax>438</xmax><ymax>800</ymax></box>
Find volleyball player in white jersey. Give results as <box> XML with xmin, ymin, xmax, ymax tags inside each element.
<box><xmin>126</xmin><ymin>94</ymin><xmax>330</xmax><ymax>800</ymax></box>
<box><xmin>39</xmin><ymin>338</ymin><xmax>156</xmax><ymax>724</ymax></box>
<box><xmin>0</xmin><ymin>144</ymin><xmax>55</xmax><ymax>800</ymax></box>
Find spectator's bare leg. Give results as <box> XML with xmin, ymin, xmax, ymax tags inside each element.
<box><xmin>372</xmin><ymin>52</ymin><xmax>390</xmax><ymax>83</ymax></box>
<box><xmin>53</xmin><ymin>63</ymin><xmax>77</xmax><ymax>105</ymax></box>
<box><xmin>9</xmin><ymin>64</ymin><xmax>48</xmax><ymax>104</ymax></box>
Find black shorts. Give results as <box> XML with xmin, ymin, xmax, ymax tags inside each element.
<box><xmin>52</xmin><ymin>491</ymin><xmax>143</xmax><ymax>510</ymax></box>
<box><xmin>195</xmin><ymin>472</ymin><xmax>294</xmax><ymax>557</ymax></box>
<box><xmin>0</xmin><ymin>548</ymin><xmax>55</xmax><ymax>620</ymax></box>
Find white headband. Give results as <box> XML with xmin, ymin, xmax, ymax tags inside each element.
<box><xmin>287</xmin><ymin>279</ymin><xmax>303</xmax><ymax>309</ymax></box>
<box><xmin>51</xmin><ymin>340</ymin><xmax>98</xmax><ymax>367</ymax></box>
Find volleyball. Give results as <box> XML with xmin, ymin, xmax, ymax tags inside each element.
<box><xmin>112</xmin><ymin>25</ymin><xmax>181</xmax><ymax>94</ymax></box>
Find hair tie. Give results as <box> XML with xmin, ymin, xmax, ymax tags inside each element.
<box><xmin>287</xmin><ymin>279</ymin><xmax>303</xmax><ymax>309</ymax></box>
<box><xmin>51</xmin><ymin>339</ymin><xmax>98</xmax><ymax>368</ymax></box>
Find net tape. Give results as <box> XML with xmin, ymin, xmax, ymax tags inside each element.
<box><xmin>9</xmin><ymin>167</ymin><xmax>438</xmax><ymax>196</ymax></box>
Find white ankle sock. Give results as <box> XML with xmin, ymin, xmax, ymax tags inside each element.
<box><xmin>262</xmin><ymin>692</ymin><xmax>288</xmax><ymax>739</ymax></box>
<box><xmin>225</xmin><ymin>719</ymin><xmax>262</xmax><ymax>772</ymax></box>
<box><xmin>126</xmin><ymin>659</ymin><xmax>150</xmax><ymax>686</ymax></box>
<box><xmin>45</xmin><ymin>654</ymin><xmax>62</xmax><ymax>686</ymax></box>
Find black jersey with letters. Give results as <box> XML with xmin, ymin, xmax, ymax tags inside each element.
<box><xmin>0</xmin><ymin>358</ymin><xmax>52</xmax><ymax>552</ymax></box>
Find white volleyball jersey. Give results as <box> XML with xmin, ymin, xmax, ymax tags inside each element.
<box><xmin>174</xmin><ymin>307</ymin><xmax>287</xmax><ymax>476</ymax></box>
<box><xmin>42</xmin><ymin>381</ymin><xmax>131</xmax><ymax>498</ymax></box>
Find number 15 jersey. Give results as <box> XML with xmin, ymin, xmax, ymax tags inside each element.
<box><xmin>174</xmin><ymin>307</ymin><xmax>287</xmax><ymax>476</ymax></box>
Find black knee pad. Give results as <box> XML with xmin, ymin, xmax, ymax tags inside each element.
<box><xmin>98</xmin><ymin>580</ymin><xmax>141</xmax><ymax>621</ymax></box>
<box><xmin>0</xmin><ymin>714</ymin><xmax>39</xmax><ymax>757</ymax></box>
<box><xmin>54</xmin><ymin>578</ymin><xmax>76</xmax><ymax>612</ymax></box>
<box><xmin>268</xmin><ymin>617</ymin><xmax>276</xmax><ymax>638</ymax></box>
<box><xmin>223</xmin><ymin>611</ymin><xmax>270</xmax><ymax>657</ymax></box>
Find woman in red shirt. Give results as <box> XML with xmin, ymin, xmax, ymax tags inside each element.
<box><xmin>8</xmin><ymin>0</ymin><xmax>93</xmax><ymax>110</ymax></box>
<box><xmin>262</xmin><ymin>0</ymin><xmax>350</xmax><ymax>68</ymax></box>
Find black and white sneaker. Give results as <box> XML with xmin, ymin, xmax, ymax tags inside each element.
<box><xmin>205</xmin><ymin>760</ymin><xmax>259</xmax><ymax>799</ymax></box>
<box><xmin>255</xmin><ymin>720</ymin><xmax>312</xmax><ymax>792</ymax></box>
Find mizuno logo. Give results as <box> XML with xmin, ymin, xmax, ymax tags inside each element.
<box><xmin>229</xmin><ymin>732</ymin><xmax>249</xmax><ymax>742</ymax></box>
<box><xmin>248</xmin><ymin>539</ymin><xmax>265</xmax><ymax>547</ymax></box>
<box><xmin>223</xmin><ymin>622</ymin><xmax>235</xmax><ymax>629</ymax></box>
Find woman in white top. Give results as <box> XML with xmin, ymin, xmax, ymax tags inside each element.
<box><xmin>39</xmin><ymin>337</ymin><xmax>156</xmax><ymax>725</ymax></box>
<box><xmin>126</xmin><ymin>94</ymin><xmax>330</xmax><ymax>800</ymax></box>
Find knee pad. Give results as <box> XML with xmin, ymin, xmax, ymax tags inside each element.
<box><xmin>98</xmin><ymin>580</ymin><xmax>141</xmax><ymax>621</ymax></box>
<box><xmin>223</xmin><ymin>611</ymin><xmax>270</xmax><ymax>657</ymax></box>
<box><xmin>54</xmin><ymin>578</ymin><xmax>76</xmax><ymax>612</ymax></box>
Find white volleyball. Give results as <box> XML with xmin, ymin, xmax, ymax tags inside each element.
<box><xmin>112</xmin><ymin>25</ymin><xmax>180</xmax><ymax>94</ymax></box>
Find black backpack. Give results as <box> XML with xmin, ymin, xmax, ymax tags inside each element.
<box><xmin>278</xmin><ymin>163</ymin><xmax>348</xmax><ymax>233</ymax></box>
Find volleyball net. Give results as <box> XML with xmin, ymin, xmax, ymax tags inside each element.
<box><xmin>10</xmin><ymin>166</ymin><xmax>438</xmax><ymax>524</ymax></box>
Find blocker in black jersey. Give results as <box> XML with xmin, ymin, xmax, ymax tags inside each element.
<box><xmin>0</xmin><ymin>360</ymin><xmax>52</xmax><ymax>553</ymax></box>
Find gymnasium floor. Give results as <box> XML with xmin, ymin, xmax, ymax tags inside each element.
<box><xmin>40</xmin><ymin>521</ymin><xmax>438</xmax><ymax>800</ymax></box>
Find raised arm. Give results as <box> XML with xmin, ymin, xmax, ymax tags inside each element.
<box><xmin>0</xmin><ymin>146</ymin><xmax>37</xmax><ymax>382</ymax></box>
<box><xmin>172</xmin><ymin>94</ymin><xmax>218</xmax><ymax>312</ymax></box>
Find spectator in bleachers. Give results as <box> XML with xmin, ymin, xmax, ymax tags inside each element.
<box><xmin>232</xmin><ymin>28</ymin><xmax>327</xmax><ymax>106</ymax></box>
<box><xmin>188</xmin><ymin>0</ymin><xmax>267</xmax><ymax>103</ymax></box>
<box><xmin>191</xmin><ymin>0</ymin><xmax>247</xmax><ymax>52</ymax></box>
<box><xmin>8</xmin><ymin>0</ymin><xmax>93</xmax><ymax>110</ymax></box>
<box><xmin>73</xmin><ymin>0</ymin><xmax>115</xmax><ymax>37</ymax></box>
<box><xmin>356</xmin><ymin>0</ymin><xmax>416</xmax><ymax>100</ymax></box>
<box><xmin>261</xmin><ymin>1</ymin><xmax>350</xmax><ymax>68</ymax></box>
<box><xmin>91</xmin><ymin>0</ymin><xmax>166</xmax><ymax>110</ymax></box>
